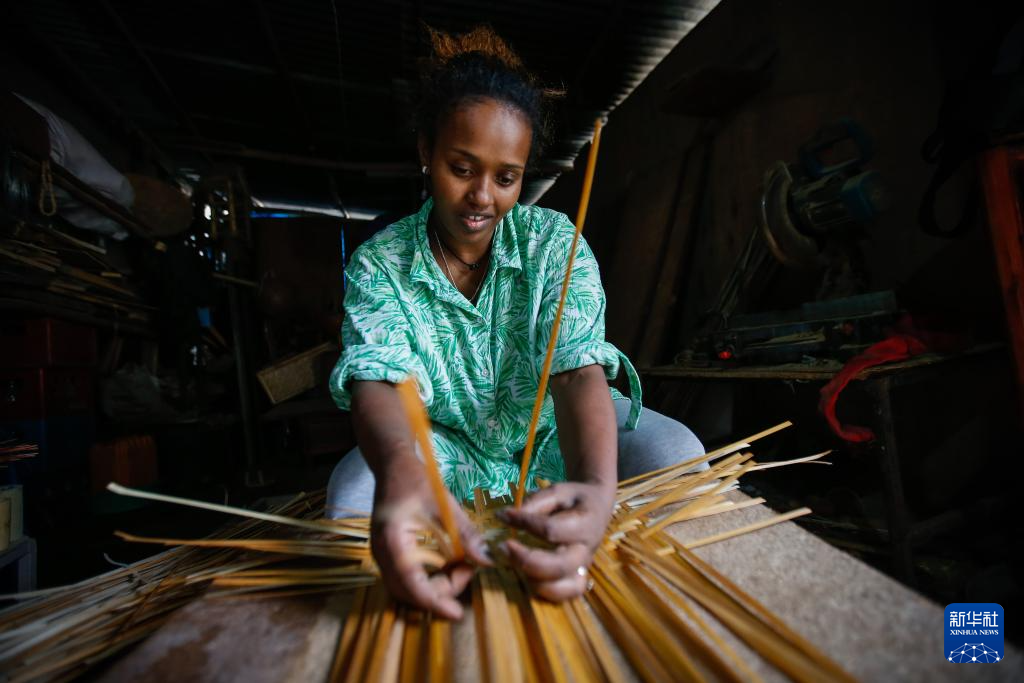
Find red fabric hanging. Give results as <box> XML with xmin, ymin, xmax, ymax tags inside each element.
<box><xmin>818</xmin><ymin>335</ymin><xmax>928</xmax><ymax>442</ymax></box>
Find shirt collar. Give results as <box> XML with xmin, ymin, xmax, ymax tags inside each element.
<box><xmin>409</xmin><ymin>198</ymin><xmax>523</xmax><ymax>289</ymax></box>
<box><xmin>408</xmin><ymin>198</ymin><xmax>437</xmax><ymax>289</ymax></box>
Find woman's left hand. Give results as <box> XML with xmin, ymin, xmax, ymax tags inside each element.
<box><xmin>497</xmin><ymin>481</ymin><xmax>615</xmax><ymax>601</ymax></box>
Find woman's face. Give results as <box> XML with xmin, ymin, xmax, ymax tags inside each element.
<box><xmin>421</xmin><ymin>97</ymin><xmax>532</xmax><ymax>245</ymax></box>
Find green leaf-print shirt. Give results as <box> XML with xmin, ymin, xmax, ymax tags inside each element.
<box><xmin>330</xmin><ymin>198</ymin><xmax>642</xmax><ymax>502</ymax></box>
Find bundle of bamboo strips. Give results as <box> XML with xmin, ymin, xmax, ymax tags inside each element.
<box><xmin>0</xmin><ymin>423</ymin><xmax>850</xmax><ymax>682</ymax></box>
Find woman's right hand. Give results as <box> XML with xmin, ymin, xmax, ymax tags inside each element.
<box><xmin>371</xmin><ymin>456</ymin><xmax>491</xmax><ymax>619</ymax></box>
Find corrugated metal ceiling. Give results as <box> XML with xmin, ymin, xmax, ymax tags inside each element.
<box><xmin>7</xmin><ymin>0</ymin><xmax>720</xmax><ymax>214</ymax></box>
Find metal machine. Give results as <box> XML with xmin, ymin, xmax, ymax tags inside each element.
<box><xmin>685</xmin><ymin>120</ymin><xmax>895</xmax><ymax>365</ymax></box>
<box><xmin>759</xmin><ymin>119</ymin><xmax>888</xmax><ymax>271</ymax></box>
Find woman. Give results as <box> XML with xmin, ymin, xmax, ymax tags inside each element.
<box><xmin>327</xmin><ymin>27</ymin><xmax>704</xmax><ymax>619</ymax></box>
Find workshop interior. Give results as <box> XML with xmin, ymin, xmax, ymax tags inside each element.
<box><xmin>1</xmin><ymin>0</ymin><xmax>1023</xmax><ymax>680</ymax></box>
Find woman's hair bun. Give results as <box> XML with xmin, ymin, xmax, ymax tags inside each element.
<box><xmin>425</xmin><ymin>25</ymin><xmax>524</xmax><ymax>72</ymax></box>
<box><xmin>416</xmin><ymin>25</ymin><xmax>559</xmax><ymax>165</ymax></box>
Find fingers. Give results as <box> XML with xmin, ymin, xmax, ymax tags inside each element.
<box><xmin>503</xmin><ymin>539</ymin><xmax>589</xmax><ymax>582</ymax></box>
<box><xmin>389</xmin><ymin>562</ymin><xmax>465</xmax><ymax>620</ymax></box>
<box><xmin>452</xmin><ymin>496</ymin><xmax>493</xmax><ymax>567</ymax></box>
<box><xmin>514</xmin><ymin>485</ymin><xmax>578</xmax><ymax>516</ymax></box>
<box><xmin>503</xmin><ymin>539</ymin><xmax>592</xmax><ymax>601</ymax></box>
<box><xmin>501</xmin><ymin>507</ymin><xmax>588</xmax><ymax>545</ymax></box>
<box><xmin>374</xmin><ymin>518</ymin><xmax>471</xmax><ymax>620</ymax></box>
<box><xmin>444</xmin><ymin>562</ymin><xmax>476</xmax><ymax>596</ymax></box>
<box><xmin>531</xmin><ymin>570</ymin><xmax>590</xmax><ymax>602</ymax></box>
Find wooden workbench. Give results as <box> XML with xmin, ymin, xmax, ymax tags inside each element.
<box><xmin>98</xmin><ymin>493</ymin><xmax>1022</xmax><ymax>682</ymax></box>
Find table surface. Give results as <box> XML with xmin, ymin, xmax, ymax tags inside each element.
<box><xmin>98</xmin><ymin>492</ymin><xmax>1022</xmax><ymax>683</ymax></box>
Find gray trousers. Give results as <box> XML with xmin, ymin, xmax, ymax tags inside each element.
<box><xmin>326</xmin><ymin>399</ymin><xmax>705</xmax><ymax>518</ymax></box>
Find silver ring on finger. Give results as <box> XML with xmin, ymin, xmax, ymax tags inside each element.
<box><xmin>576</xmin><ymin>565</ymin><xmax>594</xmax><ymax>592</ymax></box>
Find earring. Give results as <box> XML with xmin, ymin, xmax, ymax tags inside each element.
<box><xmin>421</xmin><ymin>165</ymin><xmax>429</xmax><ymax>175</ymax></box>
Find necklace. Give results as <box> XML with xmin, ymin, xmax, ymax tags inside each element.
<box><xmin>433</xmin><ymin>229</ymin><xmax>485</xmax><ymax>303</ymax></box>
<box><xmin>435</xmin><ymin>231</ymin><xmax>488</xmax><ymax>271</ymax></box>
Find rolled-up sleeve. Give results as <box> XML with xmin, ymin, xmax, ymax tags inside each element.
<box><xmin>535</xmin><ymin>218</ymin><xmax>621</xmax><ymax>380</ymax></box>
<box><xmin>329</xmin><ymin>253</ymin><xmax>432</xmax><ymax>411</ymax></box>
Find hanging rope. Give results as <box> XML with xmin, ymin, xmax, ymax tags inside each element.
<box><xmin>38</xmin><ymin>159</ymin><xmax>57</xmax><ymax>217</ymax></box>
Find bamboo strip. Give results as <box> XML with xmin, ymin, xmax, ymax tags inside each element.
<box><xmin>395</xmin><ymin>378</ymin><xmax>463</xmax><ymax>561</ymax></box>
<box><xmin>652</xmin><ymin>496</ymin><xmax>766</xmax><ymax>528</ymax></box>
<box><xmin>670</xmin><ymin>540</ymin><xmax>856</xmax><ymax>682</ymax></box>
<box><xmin>566</xmin><ymin>598</ymin><xmax>630</xmax><ymax>683</ymax></box>
<box><xmin>634</xmin><ymin>561</ymin><xmax>763</xmax><ymax>683</ymax></box>
<box><xmin>627</xmin><ymin>540</ymin><xmax>853</xmax><ymax>683</ymax></box>
<box><xmin>360</xmin><ymin>599</ymin><xmax>402</xmax><ymax>683</ymax></box>
<box><xmin>514</xmin><ymin>118</ymin><xmax>603</xmax><ymax>507</ymax></box>
<box><xmin>500</xmin><ymin>568</ymin><xmax>557</xmax><ymax>683</ymax></box>
<box><xmin>106</xmin><ymin>483</ymin><xmax>368</xmax><ymax>538</ymax></box>
<box><xmin>617</xmin><ymin>420</ymin><xmax>792</xmax><ymax>490</ymax></box>
<box><xmin>427</xmin><ymin>612</ymin><xmax>452</xmax><ymax>683</ymax></box>
<box><xmin>336</xmin><ymin>583</ymin><xmax>390</xmax><ymax>683</ymax></box>
<box><xmin>531</xmin><ymin>597</ymin><xmax>601</xmax><ymax>683</ymax></box>
<box><xmin>586</xmin><ymin>556</ymin><xmax>692</xmax><ymax>683</ymax></box>
<box><xmin>476</xmin><ymin>569</ymin><xmax>524</xmax><ymax>683</ymax></box>
<box><xmin>398</xmin><ymin>610</ymin><xmax>427</xmax><ymax>683</ymax></box>
<box><xmin>620</xmin><ymin>452</ymin><xmax>749</xmax><ymax>524</ymax></box>
<box><xmin>114</xmin><ymin>531</ymin><xmax>371</xmax><ymax>559</ymax></box>
<box><xmin>684</xmin><ymin>508</ymin><xmax>812</xmax><ymax>549</ymax></box>
<box><xmin>748</xmin><ymin>450</ymin><xmax>831</xmax><ymax>471</ymax></box>
<box><xmin>330</xmin><ymin>587</ymin><xmax>368</xmax><ymax>682</ymax></box>
<box><xmin>623</xmin><ymin>563</ymin><xmax>745</xmax><ymax>683</ymax></box>
<box><xmin>640</xmin><ymin>461</ymin><xmax>756</xmax><ymax>538</ymax></box>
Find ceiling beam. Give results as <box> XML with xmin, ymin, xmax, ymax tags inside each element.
<box><xmin>165</xmin><ymin>138</ymin><xmax>575</xmax><ymax>177</ymax></box>
<box><xmin>96</xmin><ymin>0</ymin><xmax>205</xmax><ymax>142</ymax></box>
<box><xmin>165</xmin><ymin>139</ymin><xmax>420</xmax><ymax>176</ymax></box>
<box><xmin>4</xmin><ymin>5</ymin><xmax>180</xmax><ymax>181</ymax></box>
<box><xmin>138</xmin><ymin>44</ymin><xmax>397</xmax><ymax>96</ymax></box>
<box><xmin>252</xmin><ymin>0</ymin><xmax>315</xmax><ymax>148</ymax></box>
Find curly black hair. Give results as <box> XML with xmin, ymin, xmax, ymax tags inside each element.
<box><xmin>415</xmin><ymin>26</ymin><xmax>555</xmax><ymax>167</ymax></box>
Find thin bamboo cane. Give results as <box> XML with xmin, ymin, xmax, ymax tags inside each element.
<box><xmin>366</xmin><ymin>602</ymin><xmax>405</xmax><ymax>683</ymax></box>
<box><xmin>635</xmin><ymin>562</ymin><xmax>764</xmax><ymax>683</ymax></box>
<box><xmin>566</xmin><ymin>598</ymin><xmax>630</xmax><ymax>683</ymax></box>
<box><xmin>624</xmin><ymin>539</ymin><xmax>855</xmax><ymax>683</ymax></box>
<box><xmin>395</xmin><ymin>378</ymin><xmax>463</xmax><ymax>561</ymax></box>
<box><xmin>670</xmin><ymin>539</ymin><xmax>857</xmax><ymax>682</ymax></box>
<box><xmin>586</xmin><ymin>556</ymin><xmax>690</xmax><ymax>683</ymax></box>
<box><xmin>475</xmin><ymin>569</ymin><xmax>524</xmax><ymax>683</ymax></box>
<box><xmin>617</xmin><ymin>420</ymin><xmax>792</xmax><ymax>489</ymax></box>
<box><xmin>330</xmin><ymin>586</ymin><xmax>369</xmax><ymax>682</ymax></box>
<box><xmin>682</xmin><ymin>507</ymin><xmax>812</xmax><ymax>549</ymax></box>
<box><xmin>619</xmin><ymin>452</ymin><xmax>749</xmax><ymax>524</ymax></box>
<box><xmin>398</xmin><ymin>609</ymin><xmax>427</xmax><ymax>683</ymax></box>
<box><xmin>622</xmin><ymin>563</ymin><xmax>745</xmax><ymax>683</ymax></box>
<box><xmin>427</xmin><ymin>612</ymin><xmax>452</xmax><ymax>683</ymax></box>
<box><xmin>500</xmin><ymin>568</ymin><xmax>558</xmax><ymax>683</ymax></box>
<box><xmin>106</xmin><ymin>483</ymin><xmax>368</xmax><ymax>538</ymax></box>
<box><xmin>640</xmin><ymin>461</ymin><xmax>756</xmax><ymax>538</ymax></box>
<box><xmin>514</xmin><ymin>118</ymin><xmax>604</xmax><ymax>508</ymax></box>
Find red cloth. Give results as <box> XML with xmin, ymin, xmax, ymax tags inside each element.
<box><xmin>818</xmin><ymin>334</ymin><xmax>928</xmax><ymax>442</ymax></box>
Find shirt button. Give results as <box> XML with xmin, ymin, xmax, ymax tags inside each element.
<box><xmin>481</xmin><ymin>368</ymin><xmax>490</xmax><ymax>378</ymax></box>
